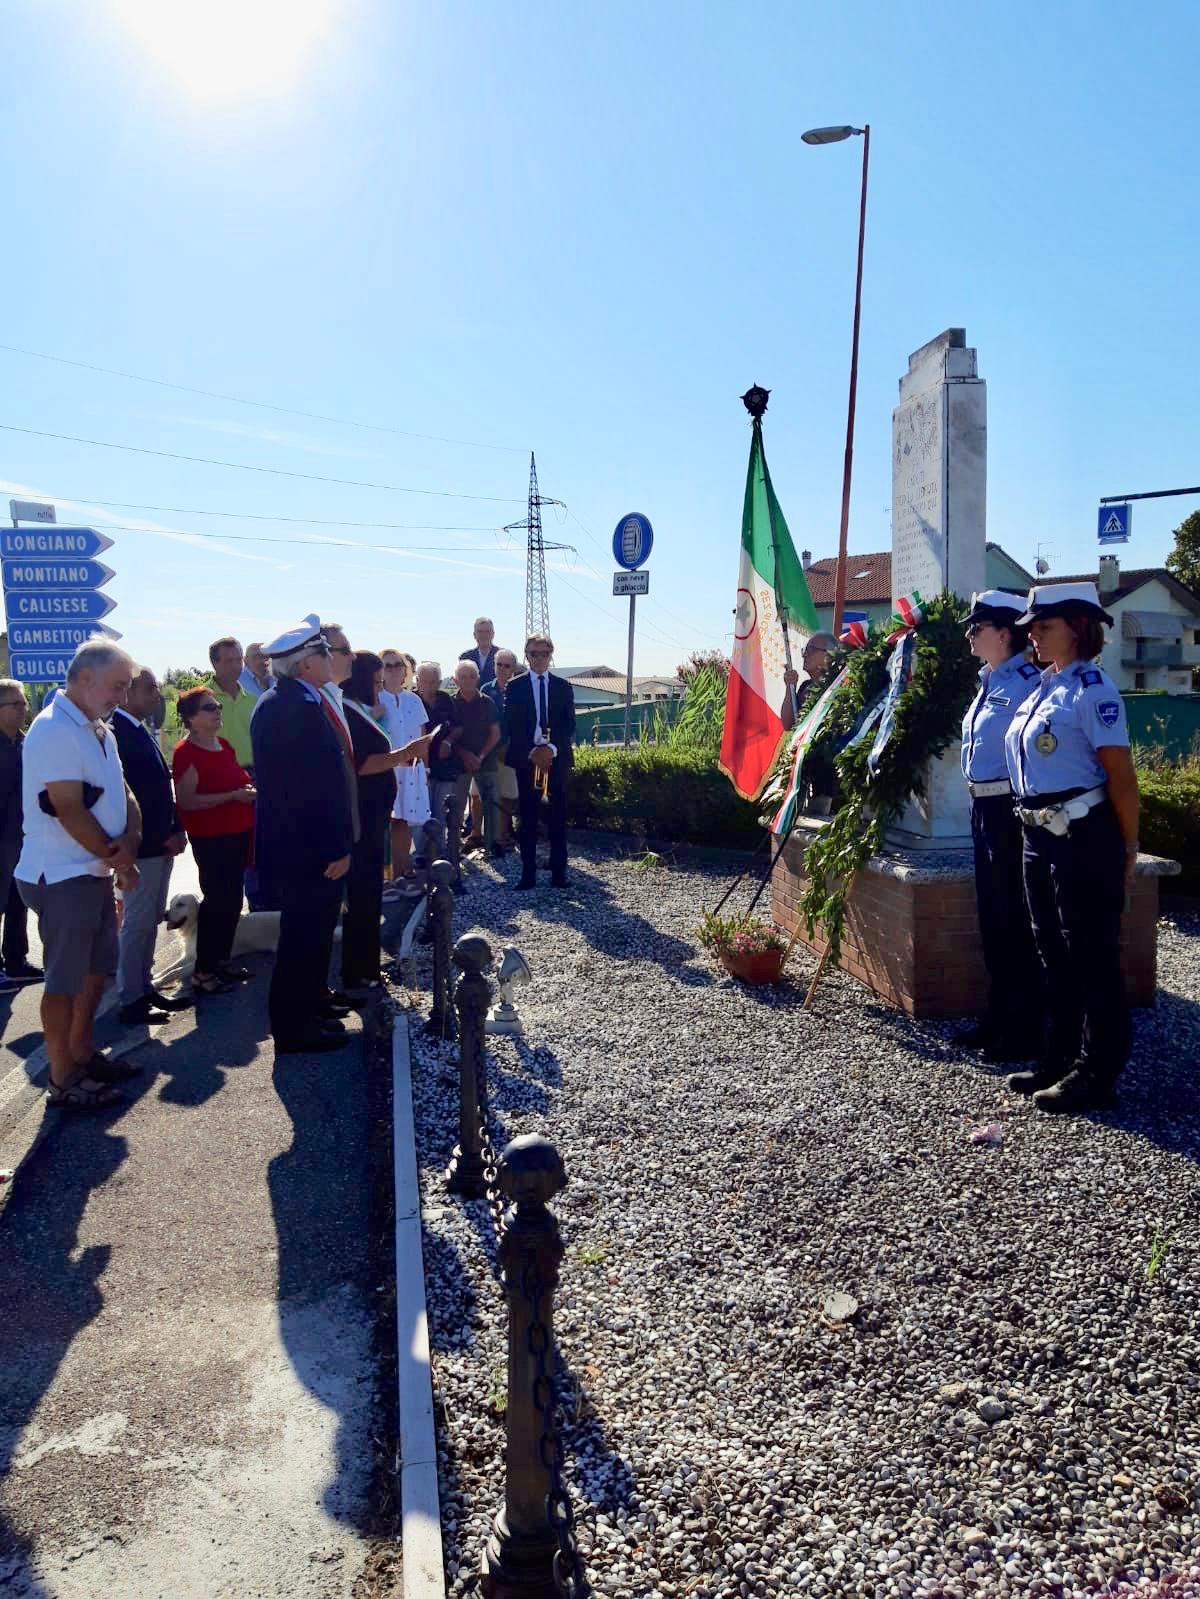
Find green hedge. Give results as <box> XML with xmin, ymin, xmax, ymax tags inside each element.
<box><xmin>568</xmin><ymin>746</ymin><xmax>761</xmax><ymax>847</ymax></box>
<box><xmin>1137</xmin><ymin>757</ymin><xmax>1200</xmax><ymax>894</ymax></box>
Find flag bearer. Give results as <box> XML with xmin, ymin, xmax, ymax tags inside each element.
<box><xmin>1002</xmin><ymin>583</ymin><xmax>1139</xmax><ymax>1114</ymax></box>
<box><xmin>958</xmin><ymin>591</ymin><xmax>1044</xmax><ymax>1060</ymax></box>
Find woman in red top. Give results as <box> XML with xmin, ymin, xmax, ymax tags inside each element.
<box><xmin>172</xmin><ymin>687</ymin><xmax>257</xmax><ymax>995</ymax></box>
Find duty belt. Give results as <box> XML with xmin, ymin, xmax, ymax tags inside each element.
<box><xmin>1015</xmin><ymin>785</ymin><xmax>1106</xmax><ymax>836</ymax></box>
<box><xmin>967</xmin><ymin>778</ymin><xmax>1011</xmax><ymax>799</ymax></box>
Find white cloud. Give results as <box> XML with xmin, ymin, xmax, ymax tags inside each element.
<box><xmin>174</xmin><ymin>415</ymin><xmax>373</xmax><ymax>460</ymax></box>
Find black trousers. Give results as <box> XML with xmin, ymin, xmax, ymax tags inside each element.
<box><xmin>191</xmin><ymin>831</ymin><xmax>251</xmax><ymax>975</ymax></box>
<box><xmin>971</xmin><ymin>795</ymin><xmax>1043</xmax><ymax>1041</ymax></box>
<box><xmin>516</xmin><ymin>761</ymin><xmax>568</xmax><ymax>880</ymax></box>
<box><xmin>269</xmin><ymin>883</ymin><xmax>341</xmax><ymax>1045</ymax></box>
<box><xmin>0</xmin><ymin>840</ymin><xmax>29</xmax><ymax>971</ymax></box>
<box><xmin>1022</xmin><ymin>801</ymin><xmax>1131</xmax><ymax>1081</ymax></box>
<box><xmin>342</xmin><ymin>829</ymin><xmax>385</xmax><ymax>985</ymax></box>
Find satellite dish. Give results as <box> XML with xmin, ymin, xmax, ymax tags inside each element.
<box><xmin>1036</xmin><ymin>558</ymin><xmax>1049</xmax><ymax>575</ymax></box>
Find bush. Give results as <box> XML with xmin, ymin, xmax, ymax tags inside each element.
<box><xmin>569</xmin><ymin>746</ymin><xmax>760</xmax><ymax>848</ymax></box>
<box><xmin>1137</xmin><ymin>754</ymin><xmax>1200</xmax><ymax>894</ymax></box>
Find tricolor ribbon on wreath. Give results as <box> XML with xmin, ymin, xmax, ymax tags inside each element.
<box><xmin>767</xmin><ymin>665</ymin><xmax>851</xmax><ymax>837</ymax></box>
<box><xmin>866</xmin><ymin>592</ymin><xmax>926</xmax><ymax>777</ymax></box>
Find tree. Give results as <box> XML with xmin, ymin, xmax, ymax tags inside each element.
<box><xmin>1166</xmin><ymin>509</ymin><xmax>1200</xmax><ymax>596</ymax></box>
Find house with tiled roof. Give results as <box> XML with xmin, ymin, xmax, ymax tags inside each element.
<box><xmin>800</xmin><ymin>542</ymin><xmax>1034</xmax><ymax>633</ymax></box>
<box><xmin>1043</xmin><ymin>557</ymin><xmax>1200</xmax><ymax>694</ymax></box>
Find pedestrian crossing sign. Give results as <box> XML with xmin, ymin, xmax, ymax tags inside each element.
<box><xmin>1097</xmin><ymin>503</ymin><xmax>1131</xmax><ymax>544</ymax></box>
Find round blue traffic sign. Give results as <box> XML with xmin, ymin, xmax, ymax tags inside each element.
<box><xmin>612</xmin><ymin>513</ymin><xmax>653</xmax><ymax>571</ymax></box>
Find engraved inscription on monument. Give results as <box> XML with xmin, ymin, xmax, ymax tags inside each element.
<box><xmin>891</xmin><ymin>328</ymin><xmax>986</xmax><ymax>608</ymax></box>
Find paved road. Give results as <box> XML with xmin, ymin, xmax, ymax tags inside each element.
<box><xmin>0</xmin><ymin>897</ymin><xmax>392</xmax><ymax>1598</ymax></box>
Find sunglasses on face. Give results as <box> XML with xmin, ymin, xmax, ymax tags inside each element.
<box><xmin>196</xmin><ymin>701</ymin><xmax>221</xmax><ymax>713</ymax></box>
<box><xmin>527</xmin><ymin>649</ymin><xmax>551</xmax><ymax>658</ymax></box>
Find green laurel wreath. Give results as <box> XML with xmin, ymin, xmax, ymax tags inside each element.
<box><xmin>763</xmin><ymin>591</ymin><xmax>978</xmax><ymax>963</ymax></box>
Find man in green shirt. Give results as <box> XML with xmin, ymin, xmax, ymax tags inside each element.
<box><xmin>208</xmin><ymin>636</ymin><xmax>258</xmax><ymax>771</ymax></box>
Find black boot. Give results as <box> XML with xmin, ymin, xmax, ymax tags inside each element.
<box><xmin>1032</xmin><ymin>1068</ymin><xmax>1116</xmax><ymax>1115</ymax></box>
<box><xmin>1006</xmin><ymin>1061</ymin><xmax>1069</xmax><ymax>1096</ymax></box>
<box><xmin>957</xmin><ymin>1022</ymin><xmax>995</xmax><ymax>1051</ymax></box>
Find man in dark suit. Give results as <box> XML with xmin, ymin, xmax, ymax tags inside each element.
<box><xmin>504</xmin><ymin>634</ymin><xmax>576</xmax><ymax>890</ymax></box>
<box><xmin>111</xmin><ymin>667</ymin><xmax>189</xmax><ymax>1025</ymax></box>
<box><xmin>252</xmin><ymin>617</ymin><xmax>358</xmax><ymax>1055</ymax></box>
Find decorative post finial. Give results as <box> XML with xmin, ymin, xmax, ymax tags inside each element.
<box><xmin>741</xmin><ymin>384</ymin><xmax>770</xmax><ymax>421</ymax></box>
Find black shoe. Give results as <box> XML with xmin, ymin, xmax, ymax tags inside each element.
<box><xmin>416</xmin><ymin>924</ymin><xmax>435</xmax><ymax>946</ymax></box>
<box><xmin>1006</xmin><ymin>1062</ymin><xmax>1070</xmax><ymax>1096</ymax></box>
<box><xmin>450</xmin><ymin>878</ymin><xmax>468</xmax><ymax>896</ymax></box>
<box><xmin>118</xmin><ymin>999</ymin><xmax>170</xmax><ymax>1027</ymax></box>
<box><xmin>325</xmin><ymin>990</ymin><xmax>352</xmax><ymax>1009</ymax></box>
<box><xmin>516</xmin><ymin>875</ymin><xmax>536</xmax><ymax>891</ymax></box>
<box><xmin>148</xmin><ymin>987</ymin><xmax>193</xmax><ymax>1012</ymax></box>
<box><xmin>273</xmin><ymin>1033</ymin><xmax>346</xmax><ymax>1055</ymax></box>
<box><xmin>319</xmin><ymin>1016</ymin><xmax>348</xmax><ymax>1036</ymax></box>
<box><xmin>218</xmin><ymin>962</ymin><xmax>253</xmax><ymax>983</ymax></box>
<box><xmin>1032</xmin><ymin>1068</ymin><xmax>1116</xmax><ymax>1115</ymax></box>
<box><xmin>4</xmin><ymin>962</ymin><xmax>43</xmax><ymax>985</ymax></box>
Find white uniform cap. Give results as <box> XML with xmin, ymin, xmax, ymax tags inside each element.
<box><xmin>262</xmin><ymin>613</ymin><xmax>323</xmax><ymax>661</ymax></box>
<box><xmin>964</xmin><ymin>589</ymin><xmax>1025</xmax><ymax>626</ymax></box>
<box><xmin>1015</xmin><ymin>582</ymin><xmax>1114</xmax><ymax>627</ymax></box>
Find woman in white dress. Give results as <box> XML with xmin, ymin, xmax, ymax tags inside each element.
<box><xmin>379</xmin><ymin>649</ymin><xmax>430</xmax><ymax>878</ymax></box>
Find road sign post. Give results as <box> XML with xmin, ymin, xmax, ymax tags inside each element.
<box><xmin>612</xmin><ymin>514</ymin><xmax>654</xmax><ymax>747</ymax></box>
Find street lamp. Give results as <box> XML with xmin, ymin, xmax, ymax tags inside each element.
<box><xmin>802</xmin><ymin>122</ymin><xmax>870</xmax><ymax>637</ymax></box>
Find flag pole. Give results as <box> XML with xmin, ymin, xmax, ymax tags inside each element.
<box><xmin>741</xmin><ymin>385</ymin><xmax>799</xmax><ymax>723</ymax></box>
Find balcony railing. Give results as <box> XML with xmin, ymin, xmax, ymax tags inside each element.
<box><xmin>1120</xmin><ymin>642</ymin><xmax>1200</xmax><ymax>668</ymax></box>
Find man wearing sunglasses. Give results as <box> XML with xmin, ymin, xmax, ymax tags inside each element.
<box><xmin>503</xmin><ymin>634</ymin><xmax>576</xmax><ymax>890</ymax></box>
<box><xmin>251</xmin><ymin>617</ymin><xmax>358</xmax><ymax>1056</ymax></box>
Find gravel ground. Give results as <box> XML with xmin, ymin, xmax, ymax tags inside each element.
<box><xmin>403</xmin><ymin>843</ymin><xmax>1200</xmax><ymax>1599</ymax></box>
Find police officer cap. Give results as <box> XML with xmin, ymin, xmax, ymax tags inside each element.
<box><xmin>262</xmin><ymin>613</ymin><xmax>324</xmax><ymax>661</ymax></box>
<box><xmin>964</xmin><ymin>589</ymin><xmax>1026</xmax><ymax>628</ymax></box>
<box><xmin>1015</xmin><ymin>582</ymin><xmax>1114</xmax><ymax>628</ymax></box>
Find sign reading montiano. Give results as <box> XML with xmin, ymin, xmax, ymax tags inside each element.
<box><xmin>891</xmin><ymin>329</ymin><xmax>986</xmax><ymax>608</ymax></box>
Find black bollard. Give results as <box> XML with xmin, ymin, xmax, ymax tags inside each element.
<box><xmin>446</xmin><ymin>934</ymin><xmax>493</xmax><ymax>1198</ymax></box>
<box><xmin>482</xmin><ymin>1135</ymin><xmax>573</xmax><ymax>1599</ymax></box>
<box><xmin>425</xmin><ymin>860</ymin><xmax>457</xmax><ymax>1040</ymax></box>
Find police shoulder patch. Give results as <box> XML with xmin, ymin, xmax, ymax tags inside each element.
<box><xmin>1097</xmin><ymin>700</ymin><xmax>1121</xmax><ymax>728</ymax></box>
<box><xmin>1018</xmin><ymin>662</ymin><xmax>1039</xmax><ymax>678</ymax></box>
<box><xmin>1080</xmin><ymin>669</ymin><xmax>1103</xmax><ymax>687</ymax></box>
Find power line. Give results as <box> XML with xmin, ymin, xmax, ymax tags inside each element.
<box><xmin>564</xmin><ymin>504</ymin><xmax>716</xmax><ymax>647</ymax></box>
<box><xmin>0</xmin><ymin>340</ymin><xmax>525</xmax><ymax>454</ymax></box>
<box><xmin>87</xmin><ymin>521</ymin><xmax>516</xmax><ymax>554</ymax></box>
<box><xmin>0</xmin><ymin>422</ymin><xmax>524</xmax><ymax>503</ymax></box>
<box><xmin>48</xmin><ymin>494</ymin><xmax>504</xmax><ymax>532</ymax></box>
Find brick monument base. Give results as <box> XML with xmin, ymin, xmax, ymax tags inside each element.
<box><xmin>771</xmin><ymin>819</ymin><xmax>1179</xmax><ymax>1019</ymax></box>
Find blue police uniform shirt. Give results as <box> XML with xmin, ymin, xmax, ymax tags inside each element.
<box><xmin>1004</xmin><ymin>661</ymin><xmax>1129</xmax><ymax>799</ymax></box>
<box><xmin>961</xmin><ymin>653</ymin><xmax>1042</xmax><ymax>782</ymax></box>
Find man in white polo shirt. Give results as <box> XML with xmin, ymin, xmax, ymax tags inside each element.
<box><xmin>16</xmin><ymin>639</ymin><xmax>144</xmax><ymax>1111</ymax></box>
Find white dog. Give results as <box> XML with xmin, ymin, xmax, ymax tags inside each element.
<box><xmin>157</xmin><ymin>892</ymin><xmax>283</xmax><ymax>983</ymax></box>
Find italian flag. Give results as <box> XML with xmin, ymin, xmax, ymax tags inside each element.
<box><xmin>719</xmin><ymin>419</ymin><xmax>819</xmax><ymax>801</ymax></box>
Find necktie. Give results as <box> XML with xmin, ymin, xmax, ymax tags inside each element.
<box><xmin>538</xmin><ymin>675</ymin><xmax>547</xmax><ymax>733</ymax></box>
<box><xmin>320</xmin><ymin>697</ymin><xmax>354</xmax><ymax>762</ymax></box>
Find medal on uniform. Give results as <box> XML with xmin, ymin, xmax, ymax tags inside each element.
<box><xmin>1035</xmin><ymin>728</ymin><xmax>1057</xmax><ymax>754</ymax></box>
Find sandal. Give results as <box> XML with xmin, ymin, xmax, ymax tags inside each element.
<box><xmin>77</xmin><ymin>1051</ymin><xmax>141</xmax><ymax>1084</ymax></box>
<box><xmin>218</xmin><ymin>964</ymin><xmax>253</xmax><ymax>983</ymax></box>
<box><xmin>47</xmin><ymin>1074</ymin><xmax>123</xmax><ymax>1111</ymax></box>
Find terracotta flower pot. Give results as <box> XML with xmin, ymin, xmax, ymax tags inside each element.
<box><xmin>718</xmin><ymin>946</ymin><xmax>785</xmax><ymax>985</ymax></box>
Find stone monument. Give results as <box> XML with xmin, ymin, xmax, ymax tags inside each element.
<box><xmin>891</xmin><ymin>327</ymin><xmax>986</xmax><ymax>610</ymax></box>
<box><xmin>886</xmin><ymin>328</ymin><xmax>987</xmax><ymax>849</ymax></box>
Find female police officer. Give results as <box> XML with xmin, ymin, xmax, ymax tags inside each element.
<box><xmin>1002</xmin><ymin>582</ymin><xmax>1140</xmax><ymax>1113</ymax></box>
<box><xmin>959</xmin><ymin>590</ymin><xmax>1044</xmax><ymax>1059</ymax></box>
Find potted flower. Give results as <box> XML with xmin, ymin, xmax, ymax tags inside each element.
<box><xmin>697</xmin><ymin>912</ymin><xmax>788</xmax><ymax>985</ymax></box>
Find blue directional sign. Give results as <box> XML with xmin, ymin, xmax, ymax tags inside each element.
<box><xmin>0</xmin><ymin>527</ymin><xmax>114</xmax><ymax>560</ymax></box>
<box><xmin>8</xmin><ymin>653</ymin><xmax>76</xmax><ymax>684</ymax></box>
<box><xmin>7</xmin><ymin>621</ymin><xmax>121</xmax><ymax>652</ymax></box>
<box><xmin>2</xmin><ymin>559</ymin><xmax>115</xmax><ymax>591</ymax></box>
<box><xmin>4</xmin><ymin>589</ymin><xmax>117</xmax><ymax>622</ymax></box>
<box><xmin>1098</xmin><ymin>503</ymin><xmax>1131</xmax><ymax>544</ymax></box>
<box><xmin>613</xmin><ymin>512</ymin><xmax>653</xmax><ymax>570</ymax></box>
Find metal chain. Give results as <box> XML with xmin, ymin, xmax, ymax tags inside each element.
<box><xmin>522</xmin><ymin>1259</ymin><xmax>589</xmax><ymax>1599</ymax></box>
<box><xmin>473</xmin><ymin>1054</ymin><xmax>506</xmax><ymax>1243</ymax></box>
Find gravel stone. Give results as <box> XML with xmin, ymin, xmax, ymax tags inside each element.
<box><xmin>400</xmin><ymin>847</ymin><xmax>1200</xmax><ymax>1598</ymax></box>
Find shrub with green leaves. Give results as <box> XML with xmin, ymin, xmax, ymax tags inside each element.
<box><xmin>1135</xmin><ymin>752</ymin><xmax>1200</xmax><ymax>893</ymax></box>
<box><xmin>569</xmin><ymin>745</ymin><xmax>759</xmax><ymax>847</ymax></box>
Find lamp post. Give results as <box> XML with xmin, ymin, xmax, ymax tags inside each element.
<box><xmin>802</xmin><ymin>123</ymin><xmax>870</xmax><ymax>638</ymax></box>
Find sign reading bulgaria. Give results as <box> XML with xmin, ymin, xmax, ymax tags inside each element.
<box><xmin>9</xmin><ymin>654</ymin><xmax>78</xmax><ymax>683</ymax></box>
<box><xmin>1</xmin><ymin>529</ymin><xmax>118</xmax><ymax>671</ymax></box>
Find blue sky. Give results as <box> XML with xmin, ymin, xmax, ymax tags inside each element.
<box><xmin>2</xmin><ymin>0</ymin><xmax>1197</xmax><ymax>677</ymax></box>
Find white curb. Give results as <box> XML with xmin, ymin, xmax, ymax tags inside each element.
<box><xmin>392</xmin><ymin>1009</ymin><xmax>446</xmax><ymax>1599</ymax></box>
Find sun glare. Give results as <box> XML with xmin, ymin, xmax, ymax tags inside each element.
<box><xmin>110</xmin><ymin>0</ymin><xmax>340</xmax><ymax>104</ymax></box>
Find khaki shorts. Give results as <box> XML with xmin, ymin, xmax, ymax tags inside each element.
<box><xmin>17</xmin><ymin>873</ymin><xmax>119</xmax><ymax>995</ymax></box>
<box><xmin>496</xmin><ymin>762</ymin><xmax>518</xmax><ymax>802</ymax></box>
